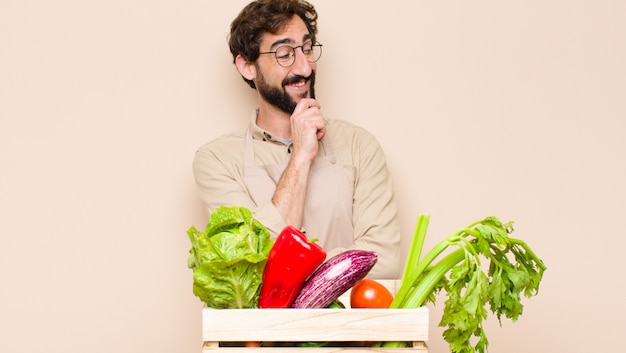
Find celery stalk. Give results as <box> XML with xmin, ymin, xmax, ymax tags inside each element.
<box><xmin>378</xmin><ymin>214</ymin><xmax>547</xmax><ymax>353</ymax></box>
<box><xmin>400</xmin><ymin>214</ymin><xmax>430</xmax><ymax>282</ymax></box>
<box><xmin>395</xmin><ymin>248</ymin><xmax>465</xmax><ymax>308</ymax></box>
<box><xmin>391</xmin><ymin>238</ymin><xmax>450</xmax><ymax>308</ymax></box>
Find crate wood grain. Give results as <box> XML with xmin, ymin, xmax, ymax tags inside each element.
<box><xmin>201</xmin><ymin>280</ymin><xmax>429</xmax><ymax>351</ymax></box>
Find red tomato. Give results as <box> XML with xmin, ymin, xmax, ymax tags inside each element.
<box><xmin>350</xmin><ymin>279</ymin><xmax>394</xmax><ymax>308</ymax></box>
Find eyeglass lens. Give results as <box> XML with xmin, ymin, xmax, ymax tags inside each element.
<box><xmin>275</xmin><ymin>43</ymin><xmax>321</xmax><ymax>67</ymax></box>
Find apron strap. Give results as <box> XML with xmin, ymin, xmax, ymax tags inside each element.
<box><xmin>245</xmin><ymin>121</ymin><xmax>336</xmax><ymax>171</ymax></box>
<box><xmin>241</xmin><ymin>117</ymin><xmax>353</xmax><ymax>249</ymax></box>
<box><xmin>243</xmin><ymin>125</ymin><xmax>256</xmax><ymax>172</ymax></box>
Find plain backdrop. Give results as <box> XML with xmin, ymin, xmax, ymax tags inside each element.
<box><xmin>1</xmin><ymin>1</ymin><xmax>625</xmax><ymax>352</ymax></box>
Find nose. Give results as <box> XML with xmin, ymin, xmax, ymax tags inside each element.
<box><xmin>290</xmin><ymin>47</ymin><xmax>314</xmax><ymax>76</ymax></box>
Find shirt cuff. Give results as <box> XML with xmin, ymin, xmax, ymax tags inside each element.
<box><xmin>252</xmin><ymin>202</ymin><xmax>287</xmax><ymax>239</ymax></box>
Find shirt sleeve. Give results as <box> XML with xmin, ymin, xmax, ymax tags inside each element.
<box><xmin>349</xmin><ymin>129</ymin><xmax>402</xmax><ymax>279</ymax></box>
<box><xmin>192</xmin><ymin>146</ymin><xmax>287</xmax><ymax>237</ymax></box>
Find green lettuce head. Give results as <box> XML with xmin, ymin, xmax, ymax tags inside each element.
<box><xmin>187</xmin><ymin>206</ymin><xmax>274</xmax><ymax>308</ymax></box>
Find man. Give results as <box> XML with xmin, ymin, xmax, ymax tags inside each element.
<box><xmin>193</xmin><ymin>0</ymin><xmax>400</xmax><ymax>279</ymax></box>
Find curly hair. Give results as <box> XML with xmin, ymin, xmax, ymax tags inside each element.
<box><xmin>229</xmin><ymin>0</ymin><xmax>319</xmax><ymax>88</ymax></box>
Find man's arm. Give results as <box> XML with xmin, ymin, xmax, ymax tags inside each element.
<box><xmin>271</xmin><ymin>98</ymin><xmax>325</xmax><ymax>229</ymax></box>
<box><xmin>192</xmin><ymin>145</ymin><xmax>286</xmax><ymax>236</ymax></box>
<box><xmin>193</xmin><ymin>98</ymin><xmax>326</xmax><ymax>235</ymax></box>
<box><xmin>320</xmin><ymin>126</ymin><xmax>402</xmax><ymax>279</ymax></box>
<box><xmin>352</xmin><ymin>130</ymin><xmax>402</xmax><ymax>279</ymax></box>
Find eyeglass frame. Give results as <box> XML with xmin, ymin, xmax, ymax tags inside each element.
<box><xmin>258</xmin><ymin>41</ymin><xmax>323</xmax><ymax>68</ymax></box>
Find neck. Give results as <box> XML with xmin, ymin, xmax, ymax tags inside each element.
<box><xmin>256</xmin><ymin>100</ymin><xmax>293</xmax><ymax>140</ymax></box>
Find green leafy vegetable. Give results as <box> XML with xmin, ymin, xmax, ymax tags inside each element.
<box><xmin>187</xmin><ymin>206</ymin><xmax>274</xmax><ymax>308</ymax></box>
<box><xmin>376</xmin><ymin>214</ymin><xmax>547</xmax><ymax>353</ymax></box>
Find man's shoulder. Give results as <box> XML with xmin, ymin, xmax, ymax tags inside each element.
<box><xmin>196</xmin><ymin>126</ymin><xmax>247</xmax><ymax>155</ymax></box>
<box><xmin>327</xmin><ymin>118</ymin><xmax>375</xmax><ymax>139</ymax></box>
<box><xmin>327</xmin><ymin>118</ymin><xmax>357</xmax><ymax>128</ymax></box>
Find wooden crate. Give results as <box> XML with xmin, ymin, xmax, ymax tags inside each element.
<box><xmin>201</xmin><ymin>280</ymin><xmax>429</xmax><ymax>352</ymax></box>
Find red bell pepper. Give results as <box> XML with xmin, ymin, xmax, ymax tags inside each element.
<box><xmin>258</xmin><ymin>225</ymin><xmax>326</xmax><ymax>308</ymax></box>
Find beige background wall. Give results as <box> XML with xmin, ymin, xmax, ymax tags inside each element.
<box><xmin>1</xmin><ymin>1</ymin><xmax>624</xmax><ymax>352</ymax></box>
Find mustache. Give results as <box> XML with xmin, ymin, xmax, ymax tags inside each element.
<box><xmin>282</xmin><ymin>72</ymin><xmax>315</xmax><ymax>87</ymax></box>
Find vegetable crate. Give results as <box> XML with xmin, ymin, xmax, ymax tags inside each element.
<box><xmin>201</xmin><ymin>280</ymin><xmax>429</xmax><ymax>352</ymax></box>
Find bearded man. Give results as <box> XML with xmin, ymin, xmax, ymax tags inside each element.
<box><xmin>192</xmin><ymin>0</ymin><xmax>401</xmax><ymax>279</ymax></box>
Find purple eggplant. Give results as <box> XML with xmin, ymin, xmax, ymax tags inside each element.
<box><xmin>291</xmin><ymin>249</ymin><xmax>378</xmax><ymax>309</ymax></box>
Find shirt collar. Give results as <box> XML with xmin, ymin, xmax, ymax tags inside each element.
<box><xmin>249</xmin><ymin>109</ymin><xmax>292</xmax><ymax>146</ymax></box>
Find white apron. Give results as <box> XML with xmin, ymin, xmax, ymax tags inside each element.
<box><xmin>242</xmin><ymin>125</ymin><xmax>354</xmax><ymax>250</ymax></box>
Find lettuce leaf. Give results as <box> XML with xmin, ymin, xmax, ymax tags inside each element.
<box><xmin>187</xmin><ymin>206</ymin><xmax>273</xmax><ymax>308</ymax></box>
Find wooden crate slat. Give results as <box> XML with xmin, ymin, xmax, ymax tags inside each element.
<box><xmin>203</xmin><ymin>307</ymin><xmax>428</xmax><ymax>342</ymax></box>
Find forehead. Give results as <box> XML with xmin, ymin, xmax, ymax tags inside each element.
<box><xmin>260</xmin><ymin>15</ymin><xmax>312</xmax><ymax>49</ymax></box>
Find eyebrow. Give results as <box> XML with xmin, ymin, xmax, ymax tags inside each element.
<box><xmin>269</xmin><ymin>34</ymin><xmax>313</xmax><ymax>50</ymax></box>
<box><xmin>269</xmin><ymin>38</ymin><xmax>294</xmax><ymax>50</ymax></box>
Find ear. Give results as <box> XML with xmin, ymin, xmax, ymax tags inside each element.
<box><xmin>235</xmin><ymin>54</ymin><xmax>257</xmax><ymax>82</ymax></box>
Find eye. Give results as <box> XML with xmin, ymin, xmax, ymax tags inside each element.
<box><xmin>275</xmin><ymin>46</ymin><xmax>294</xmax><ymax>60</ymax></box>
<box><xmin>302</xmin><ymin>42</ymin><xmax>314</xmax><ymax>55</ymax></box>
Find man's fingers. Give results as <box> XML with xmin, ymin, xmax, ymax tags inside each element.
<box><xmin>294</xmin><ymin>98</ymin><xmax>320</xmax><ymax>113</ymax></box>
<box><xmin>291</xmin><ymin>98</ymin><xmax>325</xmax><ymax>143</ymax></box>
<box><xmin>316</xmin><ymin>126</ymin><xmax>326</xmax><ymax>140</ymax></box>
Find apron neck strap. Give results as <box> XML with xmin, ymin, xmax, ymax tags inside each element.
<box><xmin>243</xmin><ymin>124</ymin><xmax>256</xmax><ymax>168</ymax></box>
<box><xmin>320</xmin><ymin>135</ymin><xmax>334</xmax><ymax>156</ymax></box>
<box><xmin>244</xmin><ymin>121</ymin><xmax>336</xmax><ymax>170</ymax></box>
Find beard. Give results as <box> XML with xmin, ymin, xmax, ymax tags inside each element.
<box><xmin>256</xmin><ymin>70</ymin><xmax>316</xmax><ymax>114</ymax></box>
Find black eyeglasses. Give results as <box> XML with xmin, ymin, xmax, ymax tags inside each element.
<box><xmin>258</xmin><ymin>41</ymin><xmax>323</xmax><ymax>68</ymax></box>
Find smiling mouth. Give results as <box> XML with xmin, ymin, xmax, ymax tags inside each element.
<box><xmin>283</xmin><ymin>78</ymin><xmax>308</xmax><ymax>99</ymax></box>
<box><xmin>283</xmin><ymin>75</ymin><xmax>309</xmax><ymax>88</ymax></box>
<box><xmin>288</xmin><ymin>80</ymin><xmax>307</xmax><ymax>87</ymax></box>
<box><xmin>282</xmin><ymin>72</ymin><xmax>316</xmax><ymax>99</ymax></box>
